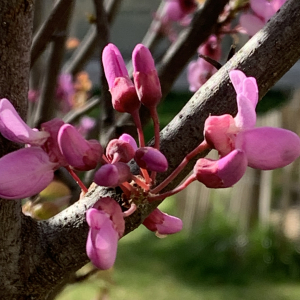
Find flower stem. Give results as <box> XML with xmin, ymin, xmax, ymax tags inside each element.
<box><xmin>66</xmin><ymin>166</ymin><xmax>88</xmax><ymax>193</ymax></box>
<box><xmin>131</xmin><ymin>174</ymin><xmax>150</xmax><ymax>191</ymax></box>
<box><xmin>151</xmin><ymin>140</ymin><xmax>209</xmax><ymax>194</ymax></box>
<box><xmin>149</xmin><ymin>174</ymin><xmax>196</xmax><ymax>201</ymax></box>
<box><xmin>123</xmin><ymin>203</ymin><xmax>137</xmax><ymax>217</ymax></box>
<box><xmin>131</xmin><ymin>109</ymin><xmax>145</xmax><ymax>148</ymax></box>
<box><xmin>150</xmin><ymin>106</ymin><xmax>160</xmax><ymax>149</ymax></box>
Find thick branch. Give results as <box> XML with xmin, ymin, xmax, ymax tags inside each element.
<box><xmin>0</xmin><ymin>1</ymin><xmax>33</xmax><ymax>299</ymax></box>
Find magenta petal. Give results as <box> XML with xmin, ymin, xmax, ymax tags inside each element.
<box><xmin>135</xmin><ymin>147</ymin><xmax>168</xmax><ymax>172</ymax></box>
<box><xmin>236</xmin><ymin>127</ymin><xmax>300</xmax><ymax>170</ymax></box>
<box><xmin>86</xmin><ymin>216</ymin><xmax>119</xmax><ymax>270</ymax></box>
<box><xmin>58</xmin><ymin>124</ymin><xmax>102</xmax><ymax>171</ymax></box>
<box><xmin>234</xmin><ymin>93</ymin><xmax>256</xmax><ymax>130</ymax></box>
<box><xmin>102</xmin><ymin>43</ymin><xmax>129</xmax><ymax>88</ymax></box>
<box><xmin>94</xmin><ymin>164</ymin><xmax>120</xmax><ymax>187</ymax></box>
<box><xmin>106</xmin><ymin>139</ymin><xmax>135</xmax><ymax>163</ymax></box>
<box><xmin>143</xmin><ymin>208</ymin><xmax>183</xmax><ymax>235</ymax></box>
<box><xmin>204</xmin><ymin>114</ymin><xmax>238</xmax><ymax>156</ymax></box>
<box><xmin>0</xmin><ymin>98</ymin><xmax>49</xmax><ymax>145</ymax></box>
<box><xmin>94</xmin><ymin>162</ymin><xmax>131</xmax><ymax>187</ymax></box>
<box><xmin>242</xmin><ymin>77</ymin><xmax>258</xmax><ymax>108</ymax></box>
<box><xmin>0</xmin><ymin>147</ymin><xmax>56</xmax><ymax>199</ymax></box>
<box><xmin>194</xmin><ymin>150</ymin><xmax>247</xmax><ymax>188</ymax></box>
<box><xmin>86</xmin><ymin>208</ymin><xmax>108</xmax><ymax>229</ymax></box>
<box><xmin>132</xmin><ymin>44</ymin><xmax>156</xmax><ymax>74</ymax></box>
<box><xmin>118</xmin><ymin>134</ymin><xmax>138</xmax><ymax>151</ymax></box>
<box><xmin>239</xmin><ymin>14</ymin><xmax>265</xmax><ymax>36</ymax></box>
<box><xmin>229</xmin><ymin>70</ymin><xmax>247</xmax><ymax>94</ymax></box>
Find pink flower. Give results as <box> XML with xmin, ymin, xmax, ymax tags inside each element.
<box><xmin>132</xmin><ymin>44</ymin><xmax>162</xmax><ymax>109</ymax></box>
<box><xmin>143</xmin><ymin>208</ymin><xmax>183</xmax><ymax>236</ymax></box>
<box><xmin>106</xmin><ymin>138</ymin><xmax>136</xmax><ymax>164</ymax></box>
<box><xmin>94</xmin><ymin>162</ymin><xmax>131</xmax><ymax>187</ymax></box>
<box><xmin>58</xmin><ymin>124</ymin><xmax>102</xmax><ymax>171</ymax></box>
<box><xmin>240</xmin><ymin>0</ymin><xmax>287</xmax><ymax>36</ymax></box>
<box><xmin>0</xmin><ymin>98</ymin><xmax>49</xmax><ymax>146</ymax></box>
<box><xmin>56</xmin><ymin>73</ymin><xmax>75</xmax><ymax>113</ymax></box>
<box><xmin>118</xmin><ymin>133</ymin><xmax>138</xmax><ymax>151</ymax></box>
<box><xmin>86</xmin><ymin>197</ymin><xmax>125</xmax><ymax>269</ymax></box>
<box><xmin>77</xmin><ymin>116</ymin><xmax>96</xmax><ymax>137</ymax></box>
<box><xmin>187</xmin><ymin>35</ymin><xmax>221</xmax><ymax>92</ymax></box>
<box><xmin>0</xmin><ymin>98</ymin><xmax>102</xmax><ymax>199</ymax></box>
<box><xmin>203</xmin><ymin>70</ymin><xmax>300</xmax><ymax>186</ymax></box>
<box><xmin>102</xmin><ymin>43</ymin><xmax>140</xmax><ymax>114</ymax></box>
<box><xmin>193</xmin><ymin>149</ymin><xmax>247</xmax><ymax>188</ymax></box>
<box><xmin>134</xmin><ymin>147</ymin><xmax>168</xmax><ymax>172</ymax></box>
<box><xmin>0</xmin><ymin>147</ymin><xmax>57</xmax><ymax>199</ymax></box>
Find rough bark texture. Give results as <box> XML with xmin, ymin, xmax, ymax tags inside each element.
<box><xmin>0</xmin><ymin>1</ymin><xmax>34</xmax><ymax>299</ymax></box>
<box><xmin>1</xmin><ymin>0</ymin><xmax>300</xmax><ymax>299</ymax></box>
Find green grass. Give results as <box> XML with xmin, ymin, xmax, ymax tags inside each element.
<box><xmin>57</xmin><ymin>208</ymin><xmax>300</xmax><ymax>300</ymax></box>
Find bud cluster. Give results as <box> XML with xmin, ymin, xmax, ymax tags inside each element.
<box><xmin>0</xmin><ymin>43</ymin><xmax>299</xmax><ymax>271</ymax></box>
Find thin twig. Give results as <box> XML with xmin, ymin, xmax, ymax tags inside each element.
<box><xmin>31</xmin><ymin>0</ymin><xmax>74</xmax><ymax>68</ymax></box>
<box><xmin>63</xmin><ymin>0</ymin><xmax>123</xmax><ymax>75</ymax></box>
<box><xmin>33</xmin><ymin>1</ymin><xmax>75</xmax><ymax>127</ymax></box>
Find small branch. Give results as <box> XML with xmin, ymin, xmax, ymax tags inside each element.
<box><xmin>63</xmin><ymin>96</ymin><xmax>100</xmax><ymax>124</ymax></box>
<box><xmin>63</xmin><ymin>0</ymin><xmax>123</xmax><ymax>76</ymax></box>
<box><xmin>30</xmin><ymin>0</ymin><xmax>75</xmax><ymax>68</ymax></box>
<box><xmin>33</xmin><ymin>1</ymin><xmax>74</xmax><ymax>127</ymax></box>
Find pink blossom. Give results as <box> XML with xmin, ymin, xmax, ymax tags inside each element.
<box><xmin>94</xmin><ymin>162</ymin><xmax>131</xmax><ymax>187</ymax></box>
<box><xmin>77</xmin><ymin>116</ymin><xmax>96</xmax><ymax>137</ymax></box>
<box><xmin>118</xmin><ymin>134</ymin><xmax>138</xmax><ymax>151</ymax></box>
<box><xmin>86</xmin><ymin>197</ymin><xmax>125</xmax><ymax>269</ymax></box>
<box><xmin>102</xmin><ymin>43</ymin><xmax>140</xmax><ymax>114</ymax></box>
<box><xmin>134</xmin><ymin>147</ymin><xmax>168</xmax><ymax>172</ymax></box>
<box><xmin>56</xmin><ymin>73</ymin><xmax>75</xmax><ymax>113</ymax></box>
<box><xmin>132</xmin><ymin>44</ymin><xmax>162</xmax><ymax>108</ymax></box>
<box><xmin>0</xmin><ymin>98</ymin><xmax>49</xmax><ymax>146</ymax></box>
<box><xmin>193</xmin><ymin>149</ymin><xmax>247</xmax><ymax>188</ymax></box>
<box><xmin>187</xmin><ymin>35</ymin><xmax>221</xmax><ymax>92</ymax></box>
<box><xmin>0</xmin><ymin>147</ymin><xmax>57</xmax><ymax>199</ymax></box>
<box><xmin>106</xmin><ymin>138</ymin><xmax>135</xmax><ymax>164</ymax></box>
<box><xmin>143</xmin><ymin>208</ymin><xmax>183</xmax><ymax>236</ymax></box>
<box><xmin>58</xmin><ymin>124</ymin><xmax>102</xmax><ymax>171</ymax></box>
<box><xmin>203</xmin><ymin>70</ymin><xmax>300</xmax><ymax>184</ymax></box>
<box><xmin>240</xmin><ymin>0</ymin><xmax>287</xmax><ymax>36</ymax></box>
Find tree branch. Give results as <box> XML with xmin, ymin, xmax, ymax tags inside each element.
<box><xmin>0</xmin><ymin>1</ymin><xmax>33</xmax><ymax>299</ymax></box>
<box><xmin>30</xmin><ymin>0</ymin><xmax>75</xmax><ymax>68</ymax></box>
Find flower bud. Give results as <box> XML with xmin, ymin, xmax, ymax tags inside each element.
<box><xmin>134</xmin><ymin>147</ymin><xmax>168</xmax><ymax>172</ymax></box>
<box><xmin>132</xmin><ymin>44</ymin><xmax>162</xmax><ymax>108</ymax></box>
<box><xmin>143</xmin><ymin>208</ymin><xmax>183</xmax><ymax>236</ymax></box>
<box><xmin>94</xmin><ymin>162</ymin><xmax>131</xmax><ymax>187</ymax></box>
<box><xmin>118</xmin><ymin>133</ymin><xmax>138</xmax><ymax>151</ymax></box>
<box><xmin>106</xmin><ymin>138</ymin><xmax>135</xmax><ymax>163</ymax></box>
<box><xmin>58</xmin><ymin>124</ymin><xmax>102</xmax><ymax>171</ymax></box>
<box><xmin>102</xmin><ymin>43</ymin><xmax>140</xmax><ymax>114</ymax></box>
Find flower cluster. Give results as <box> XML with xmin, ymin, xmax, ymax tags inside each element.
<box><xmin>187</xmin><ymin>35</ymin><xmax>221</xmax><ymax>92</ymax></box>
<box><xmin>0</xmin><ymin>42</ymin><xmax>299</xmax><ymax>271</ymax></box>
<box><xmin>186</xmin><ymin>0</ymin><xmax>288</xmax><ymax>92</ymax></box>
<box><xmin>239</xmin><ymin>0</ymin><xmax>287</xmax><ymax>36</ymax></box>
